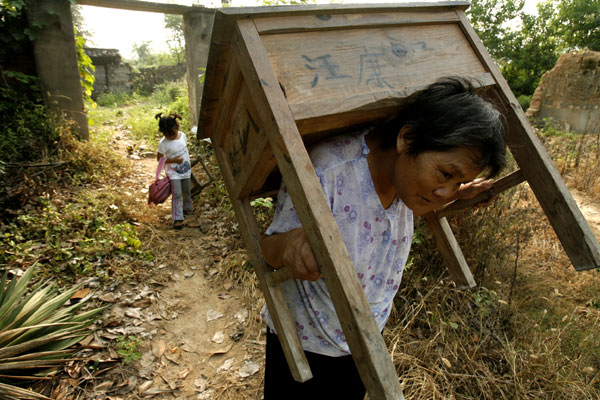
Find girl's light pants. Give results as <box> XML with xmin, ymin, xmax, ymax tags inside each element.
<box><xmin>171</xmin><ymin>178</ymin><xmax>193</xmax><ymax>221</ymax></box>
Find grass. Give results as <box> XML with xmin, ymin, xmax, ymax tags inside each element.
<box><xmin>201</xmin><ymin>116</ymin><xmax>600</xmax><ymax>398</ymax></box>
<box><xmin>89</xmin><ymin>79</ymin><xmax>191</xmax><ymax>148</ymax></box>
<box><xmin>5</xmin><ymin>79</ymin><xmax>599</xmax><ymax>398</ymax></box>
<box><xmin>0</xmin><ymin>129</ymin><xmax>154</xmax><ymax>285</ymax></box>
<box><xmin>83</xmin><ymin>90</ymin><xmax>600</xmax><ymax>398</ymax></box>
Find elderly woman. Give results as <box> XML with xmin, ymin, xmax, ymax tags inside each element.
<box><xmin>260</xmin><ymin>77</ymin><xmax>506</xmax><ymax>399</ymax></box>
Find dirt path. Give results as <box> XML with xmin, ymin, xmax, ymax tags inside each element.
<box><xmin>95</xmin><ymin>134</ymin><xmax>264</xmax><ymax>399</ymax></box>
<box><xmin>571</xmin><ymin>189</ymin><xmax>600</xmax><ymax>237</ymax></box>
<box><xmin>89</xmin><ymin>131</ymin><xmax>600</xmax><ymax>400</ymax></box>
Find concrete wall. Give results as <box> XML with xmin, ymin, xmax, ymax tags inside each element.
<box><xmin>26</xmin><ymin>0</ymin><xmax>89</xmax><ymax>139</ymax></box>
<box><xmin>93</xmin><ymin>63</ymin><xmax>134</xmax><ymax>95</ymax></box>
<box><xmin>26</xmin><ymin>0</ymin><xmax>214</xmax><ymax>139</ymax></box>
<box><xmin>184</xmin><ymin>9</ymin><xmax>214</xmax><ymax>129</ymax></box>
<box><xmin>132</xmin><ymin>64</ymin><xmax>187</xmax><ymax>94</ymax></box>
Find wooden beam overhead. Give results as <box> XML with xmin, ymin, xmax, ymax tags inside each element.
<box><xmin>76</xmin><ymin>0</ymin><xmax>212</xmax><ymax>15</ymax></box>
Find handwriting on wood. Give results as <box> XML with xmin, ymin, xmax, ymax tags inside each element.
<box><xmin>221</xmin><ymin>81</ymin><xmax>263</xmax><ymax>178</ymax></box>
<box><xmin>262</xmin><ymin>24</ymin><xmax>486</xmax><ymax>121</ymax></box>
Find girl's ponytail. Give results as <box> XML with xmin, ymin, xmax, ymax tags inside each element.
<box><xmin>156</xmin><ymin>112</ymin><xmax>180</xmax><ymax>135</ymax></box>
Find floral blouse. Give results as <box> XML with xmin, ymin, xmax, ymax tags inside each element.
<box><xmin>262</xmin><ymin>130</ymin><xmax>414</xmax><ymax>357</ymax></box>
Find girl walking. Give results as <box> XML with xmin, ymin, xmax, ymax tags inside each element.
<box><xmin>155</xmin><ymin>113</ymin><xmax>193</xmax><ymax>229</ymax></box>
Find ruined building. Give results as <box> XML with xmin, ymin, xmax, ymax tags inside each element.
<box><xmin>527</xmin><ymin>50</ymin><xmax>600</xmax><ymax>133</ymax></box>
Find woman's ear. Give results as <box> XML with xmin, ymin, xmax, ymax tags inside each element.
<box><xmin>396</xmin><ymin>125</ymin><xmax>412</xmax><ymax>154</ymax></box>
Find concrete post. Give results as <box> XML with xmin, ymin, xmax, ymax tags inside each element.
<box><xmin>183</xmin><ymin>8</ymin><xmax>214</xmax><ymax>131</ymax></box>
<box><xmin>26</xmin><ymin>0</ymin><xmax>89</xmax><ymax>140</ymax></box>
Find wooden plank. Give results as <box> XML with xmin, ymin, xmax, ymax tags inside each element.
<box><xmin>212</xmin><ymin>57</ymin><xmax>243</xmax><ymax>147</ymax></box>
<box><xmin>253</xmin><ymin>11</ymin><xmax>460</xmax><ymax>34</ymax></box>
<box><xmin>233</xmin><ymin>18</ymin><xmax>404</xmax><ymax>399</ymax></box>
<box><xmin>200</xmin><ymin>3</ymin><xmax>471</xmax><ymax>137</ymax></box>
<box><xmin>262</xmin><ymin>24</ymin><xmax>488</xmax><ymax>126</ymax></box>
<box><xmin>220</xmin><ymin>81</ymin><xmax>267</xmax><ymax>181</ymax></box>
<box><xmin>76</xmin><ymin>0</ymin><xmax>207</xmax><ymax>14</ymax></box>
<box><xmin>436</xmin><ymin>170</ymin><xmax>526</xmax><ymax>218</ymax></box>
<box><xmin>266</xmin><ymin>265</ymin><xmax>294</xmax><ymax>287</ymax></box>
<box><xmin>219</xmin><ymin>2</ymin><xmax>469</xmax><ymax>19</ymax></box>
<box><xmin>208</xmin><ymin>57</ymin><xmax>277</xmax><ymax>199</ymax></box>
<box><xmin>197</xmin><ymin>99</ymin><xmax>219</xmax><ymax>139</ymax></box>
<box><xmin>457</xmin><ymin>11</ymin><xmax>600</xmax><ymax>271</ymax></box>
<box><xmin>292</xmin><ymin>73</ymin><xmax>495</xmax><ymax>136</ymax></box>
<box><xmin>291</xmin><ymin>73</ymin><xmax>494</xmax><ymax>121</ymax></box>
<box><xmin>424</xmin><ymin>213</ymin><xmax>476</xmax><ymax>289</ymax></box>
<box><xmin>200</xmin><ymin>40</ymin><xmax>234</xmax><ymax>137</ymax></box>
<box><xmin>212</xmin><ymin>138</ymin><xmax>312</xmax><ymax>383</ymax></box>
<box><xmin>233</xmin><ymin>146</ymin><xmax>277</xmax><ymax>200</ymax></box>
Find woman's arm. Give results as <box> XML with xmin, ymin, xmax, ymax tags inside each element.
<box><xmin>260</xmin><ymin>228</ymin><xmax>321</xmax><ymax>281</ymax></box>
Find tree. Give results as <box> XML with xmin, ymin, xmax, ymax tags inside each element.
<box><xmin>502</xmin><ymin>1</ymin><xmax>561</xmax><ymax>96</ymax></box>
<box><xmin>131</xmin><ymin>40</ymin><xmax>157</xmax><ymax>68</ymax></box>
<box><xmin>163</xmin><ymin>14</ymin><xmax>184</xmax><ymax>64</ymax></box>
<box><xmin>469</xmin><ymin>0</ymin><xmax>600</xmax><ymax>97</ymax></box>
<box><xmin>467</xmin><ymin>0</ymin><xmax>525</xmax><ymax>61</ymax></box>
<box><xmin>467</xmin><ymin>0</ymin><xmax>561</xmax><ymax>97</ymax></box>
<box><xmin>70</xmin><ymin>4</ymin><xmax>92</xmax><ymax>42</ymax></box>
<box><xmin>555</xmin><ymin>0</ymin><xmax>600</xmax><ymax>51</ymax></box>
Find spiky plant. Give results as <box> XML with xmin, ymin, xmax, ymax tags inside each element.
<box><xmin>0</xmin><ymin>266</ymin><xmax>106</xmax><ymax>399</ymax></box>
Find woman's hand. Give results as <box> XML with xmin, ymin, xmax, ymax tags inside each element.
<box><xmin>456</xmin><ymin>178</ymin><xmax>496</xmax><ymax>208</ymax></box>
<box><xmin>261</xmin><ymin>228</ymin><xmax>321</xmax><ymax>281</ymax></box>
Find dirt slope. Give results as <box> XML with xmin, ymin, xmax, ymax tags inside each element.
<box><xmin>82</xmin><ymin>134</ymin><xmax>265</xmax><ymax>400</ymax></box>
<box><xmin>71</xmin><ymin>130</ymin><xmax>600</xmax><ymax>400</ymax></box>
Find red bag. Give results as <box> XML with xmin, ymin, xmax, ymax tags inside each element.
<box><xmin>148</xmin><ymin>157</ymin><xmax>171</xmax><ymax>205</ymax></box>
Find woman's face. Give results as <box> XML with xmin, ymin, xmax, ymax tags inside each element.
<box><xmin>393</xmin><ymin>142</ymin><xmax>483</xmax><ymax>216</ymax></box>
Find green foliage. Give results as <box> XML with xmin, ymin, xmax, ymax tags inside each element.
<box><xmin>0</xmin><ymin>86</ymin><xmax>59</xmax><ymax>164</ymax></box>
<box><xmin>503</xmin><ymin>1</ymin><xmax>561</xmax><ymax>96</ymax></box>
<box><xmin>0</xmin><ymin>266</ymin><xmax>105</xmax><ymax>399</ymax></box>
<box><xmin>115</xmin><ymin>335</ymin><xmax>142</xmax><ymax>363</ymax></box>
<box><xmin>0</xmin><ymin>188</ymin><xmax>151</xmax><ymax>283</ymax></box>
<box><xmin>555</xmin><ymin>0</ymin><xmax>600</xmax><ymax>51</ymax></box>
<box><xmin>0</xmin><ymin>0</ymin><xmax>38</xmax><ymax>62</ymax></box>
<box><xmin>250</xmin><ymin>197</ymin><xmax>274</xmax><ymax>211</ymax></box>
<box><xmin>163</xmin><ymin>14</ymin><xmax>185</xmax><ymax>64</ymax></box>
<box><xmin>131</xmin><ymin>41</ymin><xmax>157</xmax><ymax>69</ymax></box>
<box><xmin>130</xmin><ymin>41</ymin><xmax>183</xmax><ymax>70</ymax></box>
<box><xmin>516</xmin><ymin>94</ymin><xmax>532</xmax><ymax>111</ymax></box>
<box><xmin>467</xmin><ymin>0</ymin><xmax>525</xmax><ymax>61</ymax></box>
<box><xmin>70</xmin><ymin>4</ymin><xmax>91</xmax><ymax>40</ymax></box>
<box><xmin>468</xmin><ymin>0</ymin><xmax>600</xmax><ymax>97</ymax></box>
<box><xmin>74</xmin><ymin>27</ymin><xmax>95</xmax><ymax>105</ymax></box>
<box><xmin>251</xmin><ymin>197</ymin><xmax>275</xmax><ymax>227</ymax></box>
<box><xmin>95</xmin><ymin>90</ymin><xmax>133</xmax><ymax>108</ymax></box>
<box><xmin>467</xmin><ymin>0</ymin><xmax>556</xmax><ymax>96</ymax></box>
<box><xmin>89</xmin><ymin>80</ymin><xmax>190</xmax><ymax>146</ymax></box>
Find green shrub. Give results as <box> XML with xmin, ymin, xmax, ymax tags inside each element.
<box><xmin>0</xmin><ymin>266</ymin><xmax>106</xmax><ymax>399</ymax></box>
<box><xmin>517</xmin><ymin>94</ymin><xmax>532</xmax><ymax>112</ymax></box>
<box><xmin>95</xmin><ymin>90</ymin><xmax>133</xmax><ymax>107</ymax></box>
<box><xmin>0</xmin><ymin>86</ymin><xmax>59</xmax><ymax>164</ymax></box>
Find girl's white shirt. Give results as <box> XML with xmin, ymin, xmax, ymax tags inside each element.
<box><xmin>157</xmin><ymin>131</ymin><xmax>192</xmax><ymax>180</ymax></box>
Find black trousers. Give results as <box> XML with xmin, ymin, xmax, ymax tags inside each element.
<box><xmin>264</xmin><ymin>330</ymin><xmax>367</xmax><ymax>400</ymax></box>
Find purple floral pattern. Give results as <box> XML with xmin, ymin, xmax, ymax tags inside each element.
<box><xmin>262</xmin><ymin>130</ymin><xmax>413</xmax><ymax>356</ymax></box>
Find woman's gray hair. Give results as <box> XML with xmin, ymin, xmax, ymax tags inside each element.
<box><xmin>377</xmin><ymin>77</ymin><xmax>506</xmax><ymax>178</ymax></box>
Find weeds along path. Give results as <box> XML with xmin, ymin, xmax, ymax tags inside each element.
<box><xmin>90</xmin><ymin>125</ymin><xmax>600</xmax><ymax>400</ymax></box>
<box><xmin>571</xmin><ymin>189</ymin><xmax>600</xmax><ymax>237</ymax></box>
<box><xmin>100</xmin><ymin>131</ymin><xmax>264</xmax><ymax>399</ymax></box>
